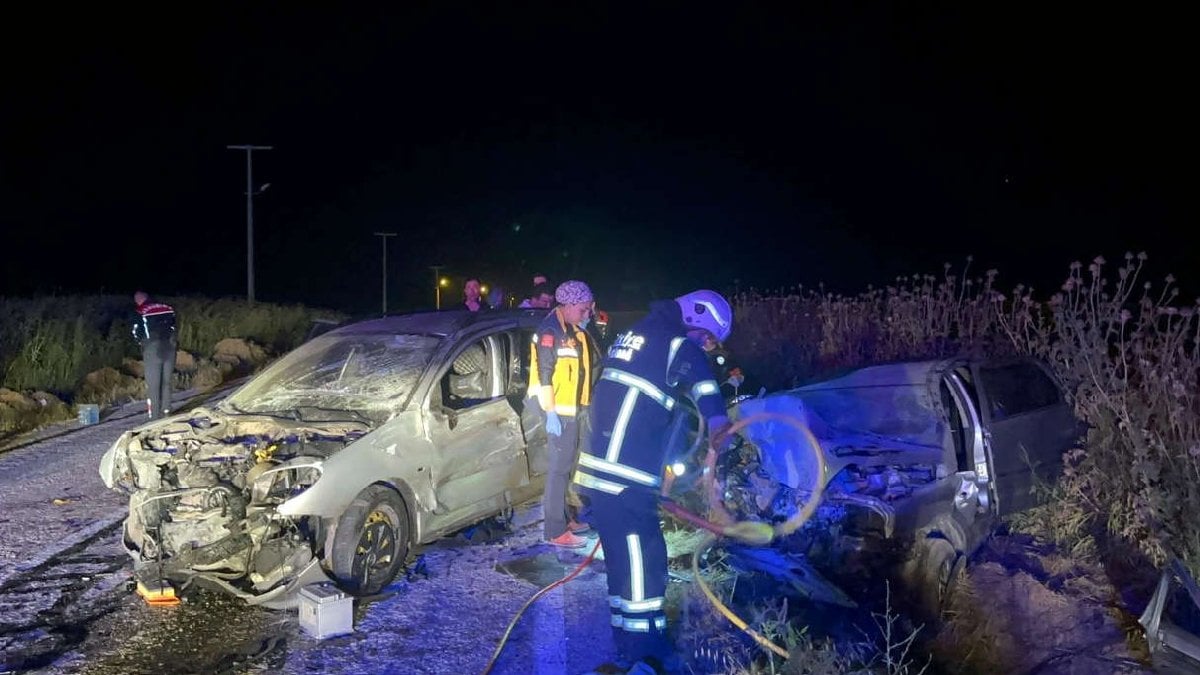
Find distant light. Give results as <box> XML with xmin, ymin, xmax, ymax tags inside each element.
<box><xmin>481</xmin><ymin>285</ymin><xmax>489</xmax><ymax>294</ymax></box>
<box><xmin>439</xmin><ymin>278</ymin><xmax>449</xmax><ymax>287</ymax></box>
<box><xmin>671</xmin><ymin>462</ymin><xmax>687</xmax><ymax>476</ymax></box>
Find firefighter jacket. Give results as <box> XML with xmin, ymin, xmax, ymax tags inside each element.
<box><xmin>132</xmin><ymin>301</ymin><xmax>177</xmax><ymax>345</ymax></box>
<box><xmin>573</xmin><ymin>300</ymin><xmax>725</xmax><ymax>496</ymax></box>
<box><xmin>529</xmin><ymin>308</ymin><xmax>593</xmax><ymax>417</ymax></box>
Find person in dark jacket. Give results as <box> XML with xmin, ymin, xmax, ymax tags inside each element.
<box><xmin>519</xmin><ymin>282</ymin><xmax>554</xmax><ymax>309</ymax></box>
<box><xmin>132</xmin><ymin>291</ymin><xmax>178</xmax><ymax>420</ymax></box>
<box><xmin>462</xmin><ymin>278</ymin><xmax>488</xmax><ymax>312</ymax></box>
<box><xmin>575</xmin><ymin>289</ymin><xmax>733</xmax><ymax>669</ymax></box>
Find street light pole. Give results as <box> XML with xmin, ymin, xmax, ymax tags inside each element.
<box><xmin>431</xmin><ymin>265</ymin><xmax>444</xmax><ymax>310</ymax></box>
<box><xmin>226</xmin><ymin>144</ymin><xmax>273</xmax><ymax>304</ymax></box>
<box><xmin>374</xmin><ymin>232</ymin><xmax>397</xmax><ymax>315</ymax></box>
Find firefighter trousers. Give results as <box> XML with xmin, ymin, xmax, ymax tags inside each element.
<box><xmin>582</xmin><ymin>486</ymin><xmax>671</xmax><ymax>663</ymax></box>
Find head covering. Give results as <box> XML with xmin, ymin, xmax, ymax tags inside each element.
<box><xmin>555</xmin><ymin>280</ymin><xmax>594</xmax><ymax>305</ymax></box>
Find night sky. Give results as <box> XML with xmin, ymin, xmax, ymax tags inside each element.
<box><xmin>1</xmin><ymin>5</ymin><xmax>1193</xmax><ymax>313</ymax></box>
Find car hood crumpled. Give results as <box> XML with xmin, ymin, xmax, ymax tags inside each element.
<box><xmin>733</xmin><ymin>362</ymin><xmax>950</xmax><ymax>491</ymax></box>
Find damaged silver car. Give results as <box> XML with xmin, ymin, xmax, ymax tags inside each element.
<box><xmin>100</xmin><ymin>310</ymin><xmax>551</xmax><ymax>607</ymax></box>
<box><xmin>714</xmin><ymin>357</ymin><xmax>1083</xmax><ymax>612</ymax></box>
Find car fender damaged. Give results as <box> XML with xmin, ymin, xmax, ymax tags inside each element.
<box><xmin>278</xmin><ymin>411</ymin><xmax>437</xmax><ymax>521</ymax></box>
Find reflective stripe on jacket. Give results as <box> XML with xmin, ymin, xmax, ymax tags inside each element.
<box><xmin>132</xmin><ymin>302</ymin><xmax>177</xmax><ymax>344</ymax></box>
<box><xmin>529</xmin><ymin>308</ymin><xmax>593</xmax><ymax>416</ymax></box>
<box><xmin>574</xmin><ymin>300</ymin><xmax>724</xmax><ymax>493</ymax></box>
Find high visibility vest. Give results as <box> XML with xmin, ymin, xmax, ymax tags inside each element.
<box><xmin>529</xmin><ymin>309</ymin><xmax>592</xmax><ymax>416</ymax></box>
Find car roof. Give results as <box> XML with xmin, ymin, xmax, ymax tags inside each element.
<box><xmin>796</xmin><ymin>359</ymin><xmax>955</xmax><ymax>392</ymax></box>
<box><xmin>325</xmin><ymin>308</ymin><xmax>549</xmax><ymax>339</ymax></box>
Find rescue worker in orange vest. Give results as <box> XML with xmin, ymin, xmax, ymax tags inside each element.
<box><xmin>529</xmin><ymin>280</ymin><xmax>596</xmax><ymax>548</ymax></box>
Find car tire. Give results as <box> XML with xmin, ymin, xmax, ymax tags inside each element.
<box><xmin>328</xmin><ymin>485</ymin><xmax>410</xmax><ymax>596</ymax></box>
<box><xmin>918</xmin><ymin>537</ymin><xmax>963</xmax><ymax>617</ymax></box>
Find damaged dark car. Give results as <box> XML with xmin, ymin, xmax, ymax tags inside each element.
<box><xmin>100</xmin><ymin>310</ymin><xmax>552</xmax><ymax>607</ymax></box>
<box><xmin>713</xmin><ymin>356</ymin><xmax>1084</xmax><ymax>611</ymax></box>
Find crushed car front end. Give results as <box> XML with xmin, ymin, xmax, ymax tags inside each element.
<box><xmin>100</xmin><ymin>409</ymin><xmax>368</xmax><ymax>606</ymax></box>
<box><xmin>98</xmin><ymin>329</ymin><xmax>439</xmax><ymax>606</ymax></box>
<box><xmin>715</xmin><ymin>361</ymin><xmax>978</xmax><ymax>606</ymax></box>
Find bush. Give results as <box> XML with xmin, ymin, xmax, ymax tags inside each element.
<box><xmin>0</xmin><ymin>294</ymin><xmax>343</xmax><ymax>440</ymax></box>
<box><xmin>0</xmin><ymin>294</ymin><xmax>341</xmax><ymax>397</ymax></box>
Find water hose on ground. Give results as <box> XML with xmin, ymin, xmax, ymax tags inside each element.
<box><xmin>482</xmin><ymin>411</ymin><xmax>825</xmax><ymax>671</ymax></box>
<box><xmin>481</xmin><ymin>539</ymin><xmax>603</xmax><ymax>675</ymax></box>
<box><xmin>692</xmin><ymin>533</ymin><xmax>788</xmax><ymax>659</ymax></box>
<box><xmin>662</xmin><ymin>411</ymin><xmax>828</xmax><ymax>661</ymax></box>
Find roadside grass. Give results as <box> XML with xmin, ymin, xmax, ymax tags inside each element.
<box><xmin>0</xmin><ymin>294</ymin><xmax>342</xmax><ymax>440</ymax></box>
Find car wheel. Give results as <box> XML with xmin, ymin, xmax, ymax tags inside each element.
<box><xmin>328</xmin><ymin>485</ymin><xmax>410</xmax><ymax>596</ymax></box>
<box><xmin>918</xmin><ymin>537</ymin><xmax>963</xmax><ymax>617</ymax></box>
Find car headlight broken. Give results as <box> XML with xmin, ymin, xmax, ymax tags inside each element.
<box><xmin>250</xmin><ymin>457</ymin><xmax>324</xmax><ymax>505</ymax></box>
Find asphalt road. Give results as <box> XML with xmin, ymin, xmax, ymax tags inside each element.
<box><xmin>0</xmin><ymin>393</ymin><xmax>622</xmax><ymax>675</ymax></box>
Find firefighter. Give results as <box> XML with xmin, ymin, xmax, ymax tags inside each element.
<box><xmin>530</xmin><ymin>280</ymin><xmax>596</xmax><ymax>547</ymax></box>
<box><xmin>131</xmin><ymin>291</ymin><xmax>178</xmax><ymax>420</ymax></box>
<box><xmin>574</xmin><ymin>289</ymin><xmax>733</xmax><ymax>669</ymax></box>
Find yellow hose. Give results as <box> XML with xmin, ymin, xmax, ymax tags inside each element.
<box><xmin>692</xmin><ymin>533</ymin><xmax>789</xmax><ymax>659</ymax></box>
<box><xmin>670</xmin><ymin>411</ymin><xmax>829</xmax><ymax>661</ymax></box>
<box><xmin>483</xmin><ymin>411</ymin><xmax>826</xmax><ymax>670</ymax></box>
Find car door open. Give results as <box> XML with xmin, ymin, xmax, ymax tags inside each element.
<box><xmin>973</xmin><ymin>358</ymin><xmax>1079</xmax><ymax>515</ymax></box>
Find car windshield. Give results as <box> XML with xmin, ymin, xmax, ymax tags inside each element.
<box><xmin>790</xmin><ymin>385</ymin><xmax>944</xmax><ymax>447</ymax></box>
<box><xmin>221</xmin><ymin>332</ymin><xmax>441</xmax><ymax>421</ymax></box>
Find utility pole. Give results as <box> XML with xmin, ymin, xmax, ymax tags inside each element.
<box><xmin>226</xmin><ymin>144</ymin><xmax>273</xmax><ymax>304</ymax></box>
<box><xmin>374</xmin><ymin>232</ymin><xmax>397</xmax><ymax>315</ymax></box>
<box><xmin>431</xmin><ymin>265</ymin><xmax>445</xmax><ymax>310</ymax></box>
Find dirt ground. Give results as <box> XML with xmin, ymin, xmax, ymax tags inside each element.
<box><xmin>927</xmin><ymin>530</ymin><xmax>1155</xmax><ymax>675</ymax></box>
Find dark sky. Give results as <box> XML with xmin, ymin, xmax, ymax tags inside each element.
<box><xmin>1</xmin><ymin>5</ymin><xmax>1193</xmax><ymax>313</ymax></box>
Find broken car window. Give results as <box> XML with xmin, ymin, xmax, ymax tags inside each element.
<box><xmin>791</xmin><ymin>384</ymin><xmax>945</xmax><ymax>448</ymax></box>
<box><xmin>222</xmin><ymin>333</ymin><xmax>440</xmax><ymax>419</ymax></box>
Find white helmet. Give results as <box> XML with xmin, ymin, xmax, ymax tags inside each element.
<box><xmin>675</xmin><ymin>289</ymin><xmax>732</xmax><ymax>342</ymax></box>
